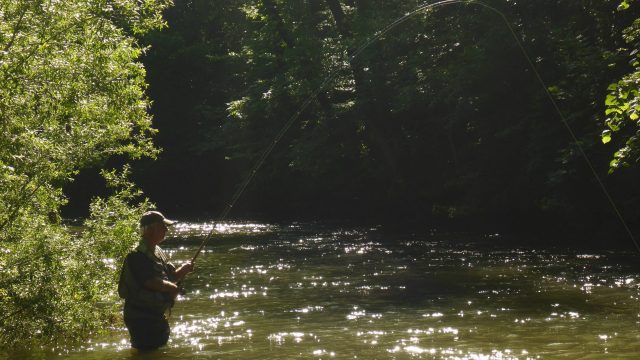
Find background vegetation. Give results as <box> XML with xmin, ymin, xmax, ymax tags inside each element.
<box><xmin>130</xmin><ymin>0</ymin><xmax>640</xmax><ymax>238</ymax></box>
<box><xmin>2</xmin><ymin>0</ymin><xmax>640</xmax><ymax>348</ymax></box>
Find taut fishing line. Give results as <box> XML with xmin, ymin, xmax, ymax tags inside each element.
<box><xmin>190</xmin><ymin>0</ymin><xmax>639</xmax><ymax>264</ymax></box>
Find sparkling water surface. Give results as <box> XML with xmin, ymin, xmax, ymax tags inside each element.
<box><xmin>22</xmin><ymin>222</ymin><xmax>640</xmax><ymax>359</ymax></box>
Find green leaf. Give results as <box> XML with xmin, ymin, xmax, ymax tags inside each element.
<box><xmin>605</xmin><ymin>94</ymin><xmax>619</xmax><ymax>106</ymax></box>
<box><xmin>547</xmin><ymin>85</ymin><xmax>561</xmax><ymax>95</ymax></box>
<box><xmin>610</xmin><ymin>159</ymin><xmax>619</xmax><ymax>169</ymax></box>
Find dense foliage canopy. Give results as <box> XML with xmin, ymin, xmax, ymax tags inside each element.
<box><xmin>0</xmin><ymin>0</ymin><xmax>169</xmax><ymax>347</ymax></box>
<box><xmin>139</xmin><ymin>0</ymin><xmax>640</xmax><ymax>238</ymax></box>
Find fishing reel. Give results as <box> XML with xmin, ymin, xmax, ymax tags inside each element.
<box><xmin>177</xmin><ymin>281</ymin><xmax>187</xmax><ymax>296</ymax></box>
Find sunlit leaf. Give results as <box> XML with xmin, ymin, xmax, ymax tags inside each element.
<box><xmin>605</xmin><ymin>94</ymin><xmax>618</xmax><ymax>106</ymax></box>
<box><xmin>618</xmin><ymin>1</ymin><xmax>630</xmax><ymax>11</ymax></box>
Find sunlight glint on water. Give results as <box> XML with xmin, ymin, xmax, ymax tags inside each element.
<box><xmin>51</xmin><ymin>222</ymin><xmax>640</xmax><ymax>359</ymax></box>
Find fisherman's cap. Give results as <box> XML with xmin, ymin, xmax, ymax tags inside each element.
<box><xmin>140</xmin><ymin>211</ymin><xmax>176</xmax><ymax>227</ymax></box>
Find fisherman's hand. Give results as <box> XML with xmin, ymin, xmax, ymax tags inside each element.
<box><xmin>182</xmin><ymin>261</ymin><xmax>194</xmax><ymax>274</ymax></box>
<box><xmin>168</xmin><ymin>283</ymin><xmax>181</xmax><ymax>299</ymax></box>
<box><xmin>175</xmin><ymin>261</ymin><xmax>194</xmax><ymax>280</ymax></box>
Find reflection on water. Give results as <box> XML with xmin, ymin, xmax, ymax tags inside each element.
<box><xmin>17</xmin><ymin>222</ymin><xmax>640</xmax><ymax>359</ymax></box>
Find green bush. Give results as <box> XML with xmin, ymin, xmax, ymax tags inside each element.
<box><xmin>0</xmin><ymin>0</ymin><xmax>170</xmax><ymax>347</ymax></box>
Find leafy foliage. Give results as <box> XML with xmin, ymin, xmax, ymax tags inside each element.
<box><xmin>604</xmin><ymin>1</ymin><xmax>640</xmax><ymax>172</ymax></box>
<box><xmin>141</xmin><ymin>0</ymin><xmax>640</xmax><ymax>236</ymax></box>
<box><xmin>0</xmin><ymin>0</ymin><xmax>169</xmax><ymax>347</ymax></box>
<box><xmin>0</xmin><ymin>167</ymin><xmax>152</xmax><ymax>346</ymax></box>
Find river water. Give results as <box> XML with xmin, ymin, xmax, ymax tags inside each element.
<box><xmin>28</xmin><ymin>222</ymin><xmax>640</xmax><ymax>359</ymax></box>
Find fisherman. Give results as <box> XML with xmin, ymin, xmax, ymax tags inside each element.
<box><xmin>118</xmin><ymin>211</ymin><xmax>194</xmax><ymax>350</ymax></box>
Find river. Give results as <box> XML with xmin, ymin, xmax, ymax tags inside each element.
<box><xmin>20</xmin><ymin>222</ymin><xmax>640</xmax><ymax>359</ymax></box>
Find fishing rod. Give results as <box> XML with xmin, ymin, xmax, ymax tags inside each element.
<box><xmin>187</xmin><ymin>0</ymin><xmax>639</xmax><ymax>266</ymax></box>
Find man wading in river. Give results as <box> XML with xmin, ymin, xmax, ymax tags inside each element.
<box><xmin>118</xmin><ymin>211</ymin><xmax>194</xmax><ymax>350</ymax></box>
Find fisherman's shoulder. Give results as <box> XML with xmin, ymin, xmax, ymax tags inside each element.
<box><xmin>126</xmin><ymin>249</ymin><xmax>153</xmax><ymax>265</ymax></box>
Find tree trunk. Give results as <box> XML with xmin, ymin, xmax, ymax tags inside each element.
<box><xmin>324</xmin><ymin>0</ymin><xmax>398</xmax><ymax>179</ymax></box>
<box><xmin>262</xmin><ymin>0</ymin><xmax>294</xmax><ymax>48</ymax></box>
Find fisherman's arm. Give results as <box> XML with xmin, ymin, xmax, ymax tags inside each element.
<box><xmin>143</xmin><ymin>277</ymin><xmax>181</xmax><ymax>298</ymax></box>
<box><xmin>128</xmin><ymin>252</ymin><xmax>181</xmax><ymax>297</ymax></box>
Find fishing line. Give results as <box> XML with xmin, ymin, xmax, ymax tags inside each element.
<box><xmin>466</xmin><ymin>0</ymin><xmax>640</xmax><ymax>253</ymax></box>
<box><xmin>191</xmin><ymin>0</ymin><xmax>639</xmax><ymax>262</ymax></box>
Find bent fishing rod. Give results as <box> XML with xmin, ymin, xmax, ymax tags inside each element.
<box><xmin>186</xmin><ymin>0</ymin><xmax>639</xmax><ymax>268</ymax></box>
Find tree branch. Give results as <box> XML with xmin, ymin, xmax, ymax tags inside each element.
<box><xmin>1</xmin><ymin>2</ymin><xmax>30</xmax><ymax>55</ymax></box>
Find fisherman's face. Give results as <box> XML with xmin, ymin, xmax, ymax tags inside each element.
<box><xmin>156</xmin><ymin>222</ymin><xmax>168</xmax><ymax>239</ymax></box>
<box><xmin>147</xmin><ymin>222</ymin><xmax>168</xmax><ymax>244</ymax></box>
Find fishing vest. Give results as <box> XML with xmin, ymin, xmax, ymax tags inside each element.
<box><xmin>118</xmin><ymin>240</ymin><xmax>176</xmax><ymax>317</ymax></box>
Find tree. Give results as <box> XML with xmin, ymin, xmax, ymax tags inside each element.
<box><xmin>137</xmin><ymin>0</ymin><xmax>640</xmax><ymax>235</ymax></box>
<box><xmin>0</xmin><ymin>0</ymin><xmax>170</xmax><ymax>346</ymax></box>
<box><xmin>603</xmin><ymin>1</ymin><xmax>640</xmax><ymax>172</ymax></box>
